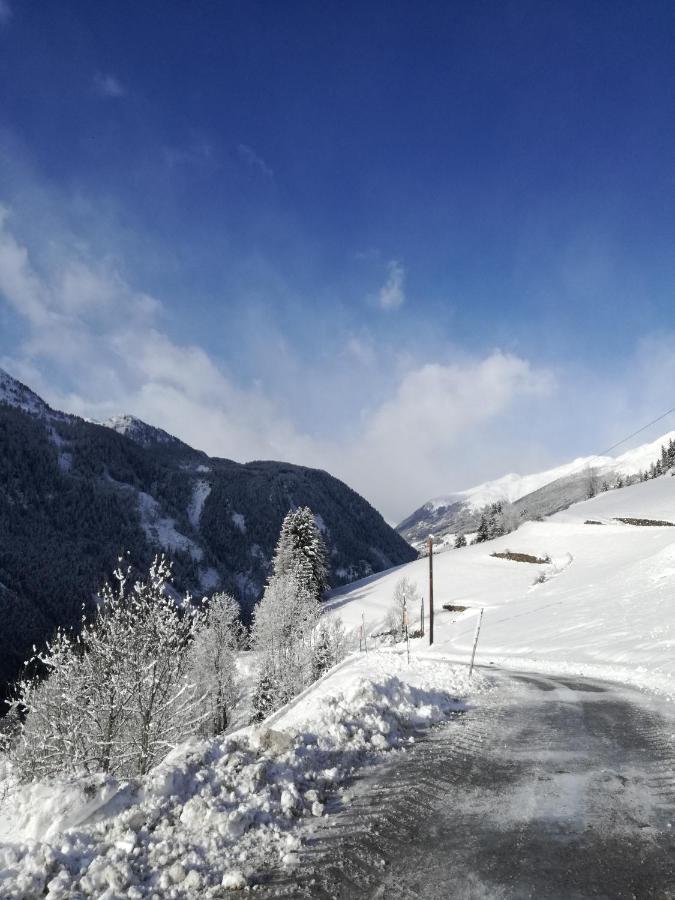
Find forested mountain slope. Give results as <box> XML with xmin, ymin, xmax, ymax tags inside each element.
<box><xmin>0</xmin><ymin>369</ymin><xmax>415</xmax><ymax>693</ymax></box>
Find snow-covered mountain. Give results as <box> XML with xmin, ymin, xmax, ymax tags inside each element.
<box><xmin>0</xmin><ymin>368</ymin><xmax>56</xmax><ymax>418</ymax></box>
<box><xmin>0</xmin><ymin>367</ymin><xmax>415</xmax><ymax>693</ymax></box>
<box><xmin>102</xmin><ymin>414</ymin><xmax>187</xmax><ymax>449</ymax></box>
<box><xmin>397</xmin><ymin>432</ymin><xmax>675</xmax><ymax>546</ymax></box>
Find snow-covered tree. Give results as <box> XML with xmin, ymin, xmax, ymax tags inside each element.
<box><xmin>250</xmin><ymin>666</ymin><xmax>279</xmax><ymax>723</ymax></box>
<box><xmin>272</xmin><ymin>506</ymin><xmax>329</xmax><ymax>600</ymax></box>
<box><xmin>10</xmin><ymin>556</ymin><xmax>204</xmax><ymax>781</ymax></box>
<box><xmin>475</xmin><ymin>514</ymin><xmax>489</xmax><ymax>542</ymax></box>
<box><xmin>584</xmin><ymin>466</ymin><xmax>599</xmax><ymax>499</ymax></box>
<box><xmin>249</xmin><ymin>509</ymin><xmax>346</xmax><ymax>721</ymax></box>
<box><xmin>312</xmin><ymin>617</ymin><xmax>348</xmax><ymax>680</ymax></box>
<box><xmin>454</xmin><ymin>532</ymin><xmax>467</xmax><ymax>549</ymax></box>
<box><xmin>109</xmin><ymin>557</ymin><xmax>203</xmax><ymax>775</ymax></box>
<box><xmin>251</xmin><ymin>570</ymin><xmax>320</xmax><ymax>712</ymax></box>
<box><xmin>386</xmin><ymin>576</ymin><xmax>421</xmax><ymax>640</ymax></box>
<box><xmin>189</xmin><ymin>592</ymin><xmax>243</xmax><ymax>736</ymax></box>
<box><xmin>10</xmin><ymin>629</ymin><xmax>91</xmax><ymax>780</ymax></box>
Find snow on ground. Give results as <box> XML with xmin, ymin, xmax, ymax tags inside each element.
<box><xmin>138</xmin><ymin>492</ymin><xmax>204</xmax><ymax>562</ymax></box>
<box><xmin>231</xmin><ymin>511</ymin><xmax>246</xmax><ymax>533</ymax></box>
<box><xmin>327</xmin><ymin>474</ymin><xmax>675</xmax><ymax>697</ymax></box>
<box><xmin>187</xmin><ymin>480</ymin><xmax>211</xmax><ymax>529</ymax></box>
<box><xmin>0</xmin><ymin>655</ymin><xmax>484</xmax><ymax>898</ymax></box>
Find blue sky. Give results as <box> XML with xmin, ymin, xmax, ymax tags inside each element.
<box><xmin>2</xmin><ymin>1</ymin><xmax>675</xmax><ymax>520</ymax></box>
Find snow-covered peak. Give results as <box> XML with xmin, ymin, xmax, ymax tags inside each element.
<box><xmin>423</xmin><ymin>431</ymin><xmax>675</xmax><ymax>515</ymax></box>
<box><xmin>102</xmin><ymin>414</ymin><xmax>183</xmax><ymax>448</ymax></box>
<box><xmin>0</xmin><ymin>367</ymin><xmax>51</xmax><ymax>417</ymax></box>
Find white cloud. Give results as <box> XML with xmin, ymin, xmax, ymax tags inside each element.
<box><xmin>0</xmin><ymin>209</ymin><xmax>320</xmax><ymax>467</ymax></box>
<box><xmin>237</xmin><ymin>144</ymin><xmax>273</xmax><ymax>179</ymax></box>
<box><xmin>378</xmin><ymin>259</ymin><xmax>405</xmax><ymax>309</ymax></box>
<box><xmin>0</xmin><ymin>208</ymin><xmax>561</xmax><ymax>520</ymax></box>
<box><xmin>93</xmin><ymin>73</ymin><xmax>125</xmax><ymax>99</ymax></box>
<box><xmin>4</xmin><ymin>207</ymin><xmax>672</xmax><ymax>524</ymax></box>
<box><xmin>0</xmin><ymin>0</ymin><xmax>11</xmax><ymax>26</ymax></box>
<box><xmin>331</xmin><ymin>352</ymin><xmax>555</xmax><ymax>519</ymax></box>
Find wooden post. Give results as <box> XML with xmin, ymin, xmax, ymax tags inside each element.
<box><xmin>428</xmin><ymin>536</ymin><xmax>434</xmax><ymax>646</ymax></box>
<box><xmin>403</xmin><ymin>600</ymin><xmax>410</xmax><ymax>664</ymax></box>
<box><xmin>420</xmin><ymin>598</ymin><xmax>425</xmax><ymax>637</ymax></box>
<box><xmin>469</xmin><ymin>608</ymin><xmax>484</xmax><ymax>678</ymax></box>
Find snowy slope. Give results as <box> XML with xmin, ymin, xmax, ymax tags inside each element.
<box><xmin>431</xmin><ymin>432</ymin><xmax>675</xmax><ymax>512</ymax></box>
<box><xmin>0</xmin><ymin>368</ymin><xmax>60</xmax><ymax>418</ymax></box>
<box><xmin>330</xmin><ymin>474</ymin><xmax>675</xmax><ymax>694</ymax></box>
<box><xmin>102</xmin><ymin>414</ymin><xmax>186</xmax><ymax>448</ymax></box>
<box><xmin>397</xmin><ymin>430</ymin><xmax>675</xmax><ymax>546</ymax></box>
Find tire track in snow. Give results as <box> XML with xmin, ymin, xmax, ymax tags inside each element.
<box><xmin>250</xmin><ymin>672</ymin><xmax>675</xmax><ymax>899</ymax></box>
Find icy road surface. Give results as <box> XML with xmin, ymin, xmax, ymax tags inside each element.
<box><xmin>258</xmin><ymin>671</ymin><xmax>675</xmax><ymax>899</ymax></box>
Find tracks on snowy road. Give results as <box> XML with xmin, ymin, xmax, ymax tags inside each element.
<box><xmin>255</xmin><ymin>670</ymin><xmax>675</xmax><ymax>899</ymax></box>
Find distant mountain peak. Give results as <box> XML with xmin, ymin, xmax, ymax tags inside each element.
<box><xmin>398</xmin><ymin>429</ymin><xmax>675</xmax><ymax>547</ymax></box>
<box><xmin>0</xmin><ymin>367</ymin><xmax>52</xmax><ymax>417</ymax></box>
<box><xmin>101</xmin><ymin>414</ymin><xmax>185</xmax><ymax>449</ymax></box>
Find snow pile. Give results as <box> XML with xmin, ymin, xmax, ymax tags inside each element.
<box><xmin>0</xmin><ymin>655</ymin><xmax>481</xmax><ymax>898</ymax></box>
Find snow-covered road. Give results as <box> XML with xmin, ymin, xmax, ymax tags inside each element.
<box><xmin>258</xmin><ymin>670</ymin><xmax>675</xmax><ymax>899</ymax></box>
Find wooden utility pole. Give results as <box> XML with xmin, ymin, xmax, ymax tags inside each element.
<box><xmin>428</xmin><ymin>536</ymin><xmax>434</xmax><ymax>646</ymax></box>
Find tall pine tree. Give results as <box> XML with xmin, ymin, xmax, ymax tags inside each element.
<box><xmin>272</xmin><ymin>506</ymin><xmax>329</xmax><ymax>601</ymax></box>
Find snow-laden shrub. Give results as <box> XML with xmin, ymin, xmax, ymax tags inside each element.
<box><xmin>189</xmin><ymin>592</ymin><xmax>243</xmax><ymax>737</ymax></box>
<box><xmin>312</xmin><ymin>618</ymin><xmax>348</xmax><ymax>680</ymax></box>
<box><xmin>250</xmin><ymin>571</ymin><xmax>320</xmax><ymax>715</ymax></box>
<box><xmin>385</xmin><ymin>576</ymin><xmax>421</xmax><ymax>642</ymax></box>
<box><xmin>10</xmin><ymin>557</ymin><xmax>208</xmax><ymax>780</ymax></box>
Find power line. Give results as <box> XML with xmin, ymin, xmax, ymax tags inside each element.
<box><xmin>595</xmin><ymin>405</ymin><xmax>675</xmax><ymax>459</ymax></box>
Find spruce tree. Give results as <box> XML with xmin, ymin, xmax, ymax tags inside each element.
<box><xmin>272</xmin><ymin>506</ymin><xmax>329</xmax><ymax>601</ymax></box>
<box><xmin>454</xmin><ymin>532</ymin><xmax>467</xmax><ymax>549</ymax></box>
<box><xmin>250</xmin><ymin>668</ymin><xmax>279</xmax><ymax>723</ymax></box>
<box><xmin>475</xmin><ymin>513</ymin><xmax>490</xmax><ymax>543</ymax></box>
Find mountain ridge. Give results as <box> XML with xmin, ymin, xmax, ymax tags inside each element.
<box><xmin>397</xmin><ymin>431</ymin><xmax>675</xmax><ymax>546</ymax></box>
<box><xmin>0</xmin><ymin>368</ymin><xmax>416</xmax><ymax>694</ymax></box>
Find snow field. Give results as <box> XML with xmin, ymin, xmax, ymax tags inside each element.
<box><xmin>327</xmin><ymin>474</ymin><xmax>675</xmax><ymax>697</ymax></box>
<box><xmin>0</xmin><ymin>655</ymin><xmax>485</xmax><ymax>898</ymax></box>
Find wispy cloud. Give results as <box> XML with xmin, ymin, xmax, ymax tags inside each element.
<box><xmin>237</xmin><ymin>143</ymin><xmax>273</xmax><ymax>179</ymax></box>
<box><xmin>378</xmin><ymin>259</ymin><xmax>405</xmax><ymax>310</ymax></box>
<box><xmin>0</xmin><ymin>204</ymin><xmax>564</xmax><ymax>520</ymax></box>
<box><xmin>163</xmin><ymin>137</ymin><xmax>213</xmax><ymax>170</ymax></box>
<box><xmin>0</xmin><ymin>0</ymin><xmax>11</xmax><ymax>27</ymax></box>
<box><xmin>0</xmin><ymin>207</ymin><xmax>316</xmax><ymax>467</ymax></box>
<box><xmin>2</xmin><ymin>199</ymin><xmax>670</xmax><ymax>522</ymax></box>
<box><xmin>93</xmin><ymin>72</ymin><xmax>126</xmax><ymax>99</ymax></box>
